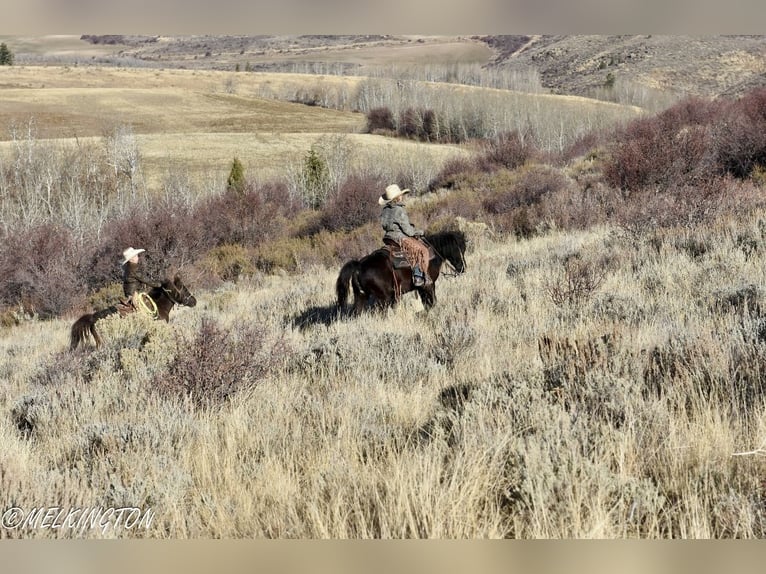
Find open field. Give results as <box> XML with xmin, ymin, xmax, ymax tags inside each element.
<box><xmin>4</xmin><ymin>218</ymin><xmax>766</xmax><ymax>537</ymax></box>
<box><xmin>3</xmin><ymin>35</ymin><xmax>766</xmax><ymax>539</ymax></box>
<box><xmin>0</xmin><ymin>67</ymin><xmax>367</xmax><ymax>137</ymax></box>
<box><xmin>0</xmin><ymin>65</ymin><xmax>641</xmax><ymax>190</ymax></box>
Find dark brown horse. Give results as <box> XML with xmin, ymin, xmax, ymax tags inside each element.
<box><xmin>336</xmin><ymin>231</ymin><xmax>467</xmax><ymax>314</ymax></box>
<box><xmin>70</xmin><ymin>275</ymin><xmax>197</xmax><ymax>350</ymax></box>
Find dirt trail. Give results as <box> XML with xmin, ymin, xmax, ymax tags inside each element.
<box><xmin>512</xmin><ymin>35</ymin><xmax>542</xmax><ymax>56</ymax></box>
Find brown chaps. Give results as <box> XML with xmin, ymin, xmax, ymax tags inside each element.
<box><xmin>399</xmin><ymin>237</ymin><xmax>430</xmax><ymax>274</ymax></box>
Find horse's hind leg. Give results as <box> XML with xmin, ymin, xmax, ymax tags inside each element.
<box><xmin>91</xmin><ymin>325</ymin><xmax>102</xmax><ymax>348</ymax></box>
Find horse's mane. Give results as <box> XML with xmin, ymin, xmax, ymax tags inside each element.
<box><xmin>425</xmin><ymin>230</ymin><xmax>467</xmax><ymax>256</ymax></box>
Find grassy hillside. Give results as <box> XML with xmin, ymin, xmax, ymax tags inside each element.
<box><xmin>3</xmin><ymin>36</ymin><xmax>766</xmax><ymax>539</ymax></box>
<box><xmin>4</xmin><ymin>217</ymin><xmax>766</xmax><ymax>537</ymax></box>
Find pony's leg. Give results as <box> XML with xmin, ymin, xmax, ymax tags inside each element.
<box><xmin>418</xmin><ymin>284</ymin><xmax>437</xmax><ymax>309</ymax></box>
<box><xmin>92</xmin><ymin>325</ymin><xmax>102</xmax><ymax>347</ymax></box>
<box><xmin>353</xmin><ymin>294</ymin><xmax>367</xmax><ymax>315</ymax></box>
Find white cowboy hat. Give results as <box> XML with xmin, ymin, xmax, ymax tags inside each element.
<box><xmin>379</xmin><ymin>184</ymin><xmax>411</xmax><ymax>205</ymax></box>
<box><xmin>121</xmin><ymin>247</ymin><xmax>145</xmax><ymax>265</ymax></box>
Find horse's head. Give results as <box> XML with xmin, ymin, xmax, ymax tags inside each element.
<box><xmin>426</xmin><ymin>231</ymin><xmax>467</xmax><ymax>274</ymax></box>
<box><xmin>163</xmin><ymin>274</ymin><xmax>197</xmax><ymax>308</ymax></box>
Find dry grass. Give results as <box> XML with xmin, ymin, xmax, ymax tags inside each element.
<box><xmin>0</xmin><ymin>73</ymin><xmax>365</xmax><ymax>138</ymax></box>
<box><xmin>4</xmin><ymin>212</ymin><xmax>766</xmax><ymax>538</ymax></box>
<box><xmin>0</xmin><ymin>66</ymin><xmax>472</xmax><ymax>189</ymax></box>
<box><xmin>0</xmin><ymin>65</ymin><xmax>639</xmax><ymax>190</ymax></box>
<box><xmin>4</xmin><ymin>42</ymin><xmax>763</xmax><ymax>538</ymax></box>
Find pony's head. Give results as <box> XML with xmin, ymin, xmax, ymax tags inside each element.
<box><xmin>162</xmin><ymin>275</ymin><xmax>197</xmax><ymax>308</ymax></box>
<box><xmin>426</xmin><ymin>230</ymin><xmax>467</xmax><ymax>274</ymax></box>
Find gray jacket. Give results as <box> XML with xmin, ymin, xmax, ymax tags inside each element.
<box><xmin>380</xmin><ymin>203</ymin><xmax>423</xmax><ymax>243</ymax></box>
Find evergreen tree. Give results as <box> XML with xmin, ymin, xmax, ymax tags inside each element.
<box><xmin>0</xmin><ymin>43</ymin><xmax>14</xmax><ymax>66</ymax></box>
<box><xmin>227</xmin><ymin>157</ymin><xmax>245</xmax><ymax>194</ymax></box>
<box><xmin>303</xmin><ymin>148</ymin><xmax>329</xmax><ymax>209</ymax></box>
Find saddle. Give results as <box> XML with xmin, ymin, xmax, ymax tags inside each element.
<box><xmin>116</xmin><ymin>299</ymin><xmax>136</xmax><ymax>317</ymax></box>
<box><xmin>116</xmin><ymin>292</ymin><xmax>158</xmax><ymax>318</ymax></box>
<box><xmin>383</xmin><ymin>244</ymin><xmax>412</xmax><ymax>269</ymax></box>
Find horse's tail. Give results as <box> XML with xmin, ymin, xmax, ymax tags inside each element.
<box><xmin>336</xmin><ymin>260</ymin><xmax>360</xmax><ymax>311</ymax></box>
<box><xmin>70</xmin><ymin>306</ymin><xmax>117</xmax><ymax>350</ymax></box>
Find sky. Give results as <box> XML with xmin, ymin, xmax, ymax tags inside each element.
<box><xmin>1</xmin><ymin>0</ymin><xmax>764</xmax><ymax>35</ymax></box>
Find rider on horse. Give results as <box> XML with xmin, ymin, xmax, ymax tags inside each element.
<box><xmin>121</xmin><ymin>247</ymin><xmax>161</xmax><ymax>313</ymax></box>
<box><xmin>379</xmin><ymin>184</ymin><xmax>432</xmax><ymax>287</ymax></box>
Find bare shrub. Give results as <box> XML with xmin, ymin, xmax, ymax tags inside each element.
<box><xmin>545</xmin><ymin>252</ymin><xmax>607</xmax><ymax>307</ymax></box>
<box><xmin>558</xmin><ymin>132</ymin><xmax>602</xmax><ymax>164</ymax></box>
<box><xmin>397</xmin><ymin>107</ymin><xmax>420</xmax><ymax>139</ymax></box>
<box><xmin>477</xmin><ymin>131</ymin><xmax>535</xmax><ymax>171</ymax></box>
<box><xmin>197</xmin><ymin>244</ymin><xmax>256</xmax><ymax>283</ymax></box>
<box><xmin>11</xmin><ymin>395</ymin><xmax>50</xmax><ymax>439</ymax></box>
<box><xmin>395</xmin><ymin>107</ymin><xmax>439</xmax><ymax>142</ymax></box>
<box><xmin>302</xmin><ymin>224</ymin><xmax>380</xmax><ymax>266</ymax></box>
<box><xmin>481</xmin><ymin>166</ymin><xmax>568</xmax><ymax>237</ymax></box>
<box><xmin>543</xmin><ymin>181</ymin><xmax>618</xmax><ymax>231</ymax></box>
<box><xmin>28</xmin><ymin>348</ymin><xmax>96</xmax><ymax>388</ymax></box>
<box><xmin>483</xmin><ymin>167</ymin><xmax>566</xmax><ymax>214</ymax></box>
<box><xmin>427</xmin><ymin>156</ymin><xmax>475</xmax><ymax>191</ymax></box>
<box><xmin>155</xmin><ymin>318</ymin><xmax>290</xmax><ymax>408</ymax></box>
<box><xmin>92</xmin><ymin>199</ymin><xmax>202</xmax><ymax>288</ymax></box>
<box><xmin>365</xmin><ymin>106</ymin><xmax>395</xmax><ymax>134</ymax></box>
<box><xmin>417</xmin><ymin>189</ymin><xmax>485</xmax><ymax>231</ymax></box>
<box><xmin>613</xmin><ymin>175</ymin><xmax>754</xmax><ymax>234</ymax></box>
<box><xmin>603</xmin><ymin>96</ymin><xmax>719</xmax><ymax>192</ymax></box>
<box><xmin>429</xmin><ymin>310</ymin><xmax>477</xmax><ymax>371</ymax></box>
<box><xmin>195</xmin><ymin>183</ymin><xmax>297</xmax><ymax>248</ymax></box>
<box><xmin>89</xmin><ymin>180</ymin><xmax>298</xmax><ymax>290</ymax></box>
<box><xmin>0</xmin><ymin>224</ymin><xmax>89</xmax><ymax>318</ymax></box>
<box><xmin>713</xmin><ymin>87</ymin><xmax>766</xmax><ymax>179</ymax></box>
<box><xmin>320</xmin><ymin>173</ymin><xmax>384</xmax><ymax>232</ymax></box>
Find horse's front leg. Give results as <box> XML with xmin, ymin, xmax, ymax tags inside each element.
<box><xmin>418</xmin><ymin>284</ymin><xmax>437</xmax><ymax>309</ymax></box>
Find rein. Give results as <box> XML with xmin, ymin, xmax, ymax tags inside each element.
<box><xmin>162</xmin><ymin>284</ymin><xmax>184</xmax><ymax>306</ymax></box>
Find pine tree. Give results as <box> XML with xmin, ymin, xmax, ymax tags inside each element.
<box><xmin>227</xmin><ymin>157</ymin><xmax>245</xmax><ymax>194</ymax></box>
<box><xmin>303</xmin><ymin>148</ymin><xmax>329</xmax><ymax>209</ymax></box>
<box><xmin>0</xmin><ymin>43</ymin><xmax>14</xmax><ymax>66</ymax></box>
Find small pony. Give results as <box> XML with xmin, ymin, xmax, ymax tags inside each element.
<box><xmin>336</xmin><ymin>230</ymin><xmax>467</xmax><ymax>314</ymax></box>
<box><xmin>70</xmin><ymin>275</ymin><xmax>197</xmax><ymax>350</ymax></box>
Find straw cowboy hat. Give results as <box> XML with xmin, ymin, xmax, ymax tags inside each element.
<box><xmin>121</xmin><ymin>247</ymin><xmax>145</xmax><ymax>265</ymax></box>
<box><xmin>379</xmin><ymin>184</ymin><xmax>411</xmax><ymax>205</ymax></box>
